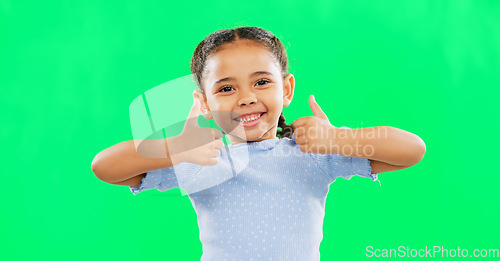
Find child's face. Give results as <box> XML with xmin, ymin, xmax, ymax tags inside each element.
<box><xmin>195</xmin><ymin>40</ymin><xmax>294</xmax><ymax>144</ymax></box>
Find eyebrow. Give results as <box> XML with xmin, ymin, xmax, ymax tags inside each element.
<box><xmin>213</xmin><ymin>71</ymin><xmax>273</xmax><ymax>88</ymax></box>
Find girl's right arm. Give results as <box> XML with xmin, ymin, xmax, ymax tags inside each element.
<box><xmin>91</xmin><ymin>137</ymin><xmax>180</xmax><ymax>186</ymax></box>
<box><xmin>92</xmin><ymin>133</ymin><xmax>223</xmax><ymax>187</ymax></box>
<box><xmin>92</xmin><ymin>97</ymin><xmax>224</xmax><ymax>187</ymax></box>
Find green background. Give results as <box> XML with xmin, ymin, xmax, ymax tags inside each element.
<box><xmin>2</xmin><ymin>0</ymin><xmax>499</xmax><ymax>260</ymax></box>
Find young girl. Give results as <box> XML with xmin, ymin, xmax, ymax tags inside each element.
<box><xmin>92</xmin><ymin>26</ymin><xmax>426</xmax><ymax>261</ymax></box>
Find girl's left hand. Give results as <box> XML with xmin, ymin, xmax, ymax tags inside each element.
<box><xmin>292</xmin><ymin>95</ymin><xmax>339</xmax><ymax>154</ymax></box>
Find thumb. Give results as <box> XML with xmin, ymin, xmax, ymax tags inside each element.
<box><xmin>309</xmin><ymin>95</ymin><xmax>329</xmax><ymax>120</ymax></box>
<box><xmin>186</xmin><ymin>97</ymin><xmax>201</xmax><ymax>127</ymax></box>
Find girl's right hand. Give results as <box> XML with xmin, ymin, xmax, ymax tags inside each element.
<box><xmin>168</xmin><ymin>97</ymin><xmax>224</xmax><ymax>166</ymax></box>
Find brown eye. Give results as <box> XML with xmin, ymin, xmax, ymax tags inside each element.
<box><xmin>219</xmin><ymin>86</ymin><xmax>234</xmax><ymax>92</ymax></box>
<box><xmin>256</xmin><ymin>79</ymin><xmax>270</xmax><ymax>86</ymax></box>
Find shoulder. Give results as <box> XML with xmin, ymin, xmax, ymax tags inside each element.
<box><xmin>270</xmin><ymin>137</ymin><xmax>309</xmax><ymax>160</ymax></box>
<box><xmin>277</xmin><ymin>137</ymin><xmax>299</xmax><ymax>147</ymax></box>
<box><xmin>274</xmin><ymin>137</ymin><xmax>301</xmax><ymax>151</ymax></box>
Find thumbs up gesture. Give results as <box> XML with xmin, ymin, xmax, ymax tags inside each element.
<box><xmin>168</xmin><ymin>96</ymin><xmax>225</xmax><ymax>166</ymax></box>
<box><xmin>292</xmin><ymin>95</ymin><xmax>340</xmax><ymax>154</ymax></box>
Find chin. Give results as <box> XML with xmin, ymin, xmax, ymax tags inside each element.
<box><xmin>226</xmin><ymin>123</ymin><xmax>276</xmax><ymax>143</ymax></box>
<box><xmin>240</xmin><ymin>134</ymin><xmax>263</xmax><ymax>142</ymax></box>
<box><xmin>228</xmin><ymin>131</ymin><xmax>265</xmax><ymax>143</ymax></box>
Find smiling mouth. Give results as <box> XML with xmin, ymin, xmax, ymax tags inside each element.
<box><xmin>233</xmin><ymin>112</ymin><xmax>265</xmax><ymax>123</ymax></box>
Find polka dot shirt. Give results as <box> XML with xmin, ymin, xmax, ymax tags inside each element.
<box><xmin>130</xmin><ymin>136</ymin><xmax>378</xmax><ymax>261</ymax></box>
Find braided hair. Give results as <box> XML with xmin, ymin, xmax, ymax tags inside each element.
<box><xmin>277</xmin><ymin>113</ymin><xmax>295</xmax><ymax>139</ymax></box>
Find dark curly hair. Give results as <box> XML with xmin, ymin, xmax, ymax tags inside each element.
<box><xmin>189</xmin><ymin>26</ymin><xmax>295</xmax><ymax>139</ymax></box>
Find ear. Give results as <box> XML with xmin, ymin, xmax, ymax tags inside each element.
<box><xmin>282</xmin><ymin>73</ymin><xmax>295</xmax><ymax>107</ymax></box>
<box><xmin>193</xmin><ymin>90</ymin><xmax>213</xmax><ymax>120</ymax></box>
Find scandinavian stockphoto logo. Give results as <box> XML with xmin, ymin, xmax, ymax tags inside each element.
<box><xmin>128</xmin><ymin>74</ymin><xmax>251</xmax><ymax>196</ymax></box>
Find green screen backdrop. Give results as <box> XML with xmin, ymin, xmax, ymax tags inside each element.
<box><xmin>2</xmin><ymin>0</ymin><xmax>499</xmax><ymax>260</ymax></box>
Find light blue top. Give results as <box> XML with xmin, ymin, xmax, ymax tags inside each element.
<box><xmin>130</xmin><ymin>136</ymin><xmax>378</xmax><ymax>261</ymax></box>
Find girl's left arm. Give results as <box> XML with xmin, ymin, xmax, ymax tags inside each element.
<box><xmin>330</xmin><ymin>126</ymin><xmax>426</xmax><ymax>173</ymax></box>
<box><xmin>292</xmin><ymin>95</ymin><xmax>426</xmax><ymax>174</ymax></box>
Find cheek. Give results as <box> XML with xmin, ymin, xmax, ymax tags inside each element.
<box><xmin>262</xmin><ymin>88</ymin><xmax>283</xmax><ymax>104</ymax></box>
<box><xmin>264</xmin><ymin>98</ymin><xmax>283</xmax><ymax>121</ymax></box>
<box><xmin>207</xmin><ymin>96</ymin><xmax>226</xmax><ymax>110</ymax></box>
<box><xmin>267</xmin><ymin>95</ymin><xmax>284</xmax><ymax>110</ymax></box>
<box><xmin>207</xmin><ymin>97</ymin><xmax>236</xmax><ymax>121</ymax></box>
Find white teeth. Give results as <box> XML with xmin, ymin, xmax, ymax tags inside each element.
<box><xmin>237</xmin><ymin>113</ymin><xmax>262</xmax><ymax>123</ymax></box>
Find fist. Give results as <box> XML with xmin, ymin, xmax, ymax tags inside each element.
<box><xmin>292</xmin><ymin>95</ymin><xmax>341</xmax><ymax>154</ymax></box>
<box><xmin>168</xmin><ymin>95</ymin><xmax>225</xmax><ymax>166</ymax></box>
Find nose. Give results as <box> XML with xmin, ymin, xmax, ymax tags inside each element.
<box><xmin>237</xmin><ymin>89</ymin><xmax>257</xmax><ymax>106</ymax></box>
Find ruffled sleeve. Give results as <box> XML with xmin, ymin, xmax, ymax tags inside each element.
<box><xmin>309</xmin><ymin>152</ymin><xmax>378</xmax><ymax>184</ymax></box>
<box><xmin>129</xmin><ymin>162</ymin><xmax>202</xmax><ymax>195</ymax></box>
